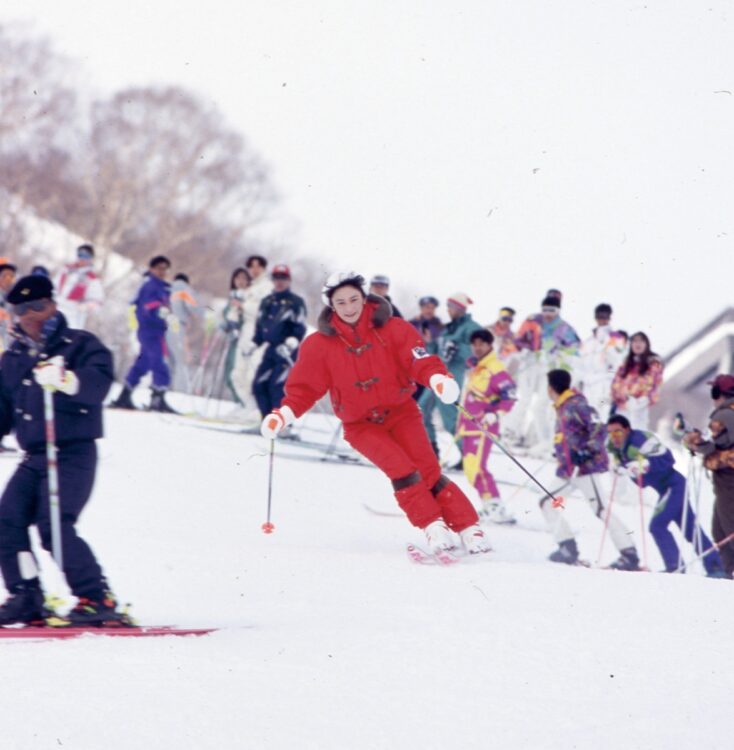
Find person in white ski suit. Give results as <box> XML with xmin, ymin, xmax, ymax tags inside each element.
<box><xmin>228</xmin><ymin>255</ymin><xmax>272</xmax><ymax>417</ymax></box>
<box><xmin>53</xmin><ymin>244</ymin><xmax>105</xmax><ymax>330</ymax></box>
<box><xmin>577</xmin><ymin>303</ymin><xmax>627</xmax><ymax>422</ymax></box>
<box><xmin>507</xmin><ymin>293</ymin><xmax>580</xmax><ymax>453</ymax></box>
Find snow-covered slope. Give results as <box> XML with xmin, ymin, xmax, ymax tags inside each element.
<box><xmin>0</xmin><ymin>404</ymin><xmax>731</xmax><ymax>750</ymax></box>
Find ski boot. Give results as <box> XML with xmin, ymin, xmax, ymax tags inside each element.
<box><xmin>110</xmin><ymin>385</ymin><xmax>136</xmax><ymax>410</ymax></box>
<box><xmin>460</xmin><ymin>523</ymin><xmax>492</xmax><ymax>554</ymax></box>
<box><xmin>0</xmin><ymin>582</ymin><xmax>52</xmax><ymax>626</ymax></box>
<box><xmin>59</xmin><ymin>593</ymin><xmax>134</xmax><ymax>627</ymax></box>
<box><xmin>608</xmin><ymin>547</ymin><xmax>641</xmax><ymax>571</ymax></box>
<box><xmin>549</xmin><ymin>539</ymin><xmax>580</xmax><ymax>565</ymax></box>
<box><xmin>149</xmin><ymin>388</ymin><xmax>178</xmax><ymax>414</ymax></box>
<box><xmin>479</xmin><ymin>499</ymin><xmax>516</xmax><ymax>526</ymax></box>
<box><xmin>423</xmin><ymin>519</ymin><xmax>455</xmax><ymax>553</ymax></box>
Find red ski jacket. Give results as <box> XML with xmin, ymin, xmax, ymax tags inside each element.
<box><xmin>281</xmin><ymin>296</ymin><xmax>447</xmax><ymax>424</ymax></box>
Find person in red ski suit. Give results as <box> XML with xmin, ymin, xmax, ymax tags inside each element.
<box><xmin>260</xmin><ymin>272</ymin><xmax>489</xmax><ymax>554</ymax></box>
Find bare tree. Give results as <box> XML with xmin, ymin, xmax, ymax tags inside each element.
<box><xmin>57</xmin><ymin>86</ymin><xmax>277</xmax><ymax>281</ymax></box>
<box><xmin>0</xmin><ymin>23</ymin><xmax>79</xmax><ymax>259</ymax></box>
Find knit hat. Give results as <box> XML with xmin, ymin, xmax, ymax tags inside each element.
<box><xmin>419</xmin><ymin>295</ymin><xmax>439</xmax><ymax>307</ymax></box>
<box><xmin>7</xmin><ymin>274</ymin><xmax>54</xmax><ymax>305</ymax></box>
<box><xmin>447</xmin><ymin>292</ymin><xmax>473</xmax><ymax>311</ymax></box>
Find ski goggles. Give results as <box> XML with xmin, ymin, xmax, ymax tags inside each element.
<box><xmin>12</xmin><ymin>298</ymin><xmax>52</xmax><ymax>316</ymax></box>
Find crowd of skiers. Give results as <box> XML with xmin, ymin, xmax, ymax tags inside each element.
<box><xmin>1</xmin><ymin>245</ymin><xmax>733</xmax><ymax>635</ymax></box>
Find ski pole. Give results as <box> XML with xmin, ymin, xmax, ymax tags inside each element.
<box><xmin>636</xmin><ymin>471</ymin><xmax>649</xmax><ymax>570</ymax></box>
<box><xmin>42</xmin><ymin>385</ymin><xmax>63</xmax><ymax>570</ymax></box>
<box><xmin>683</xmin><ymin>530</ymin><xmax>734</xmax><ymax>569</ymax></box>
<box><xmin>596</xmin><ymin>471</ymin><xmax>619</xmax><ymax>566</ymax></box>
<box><xmin>504</xmin><ymin>458</ymin><xmax>550</xmax><ymax>503</ymax></box>
<box><xmin>321</xmin><ymin>422</ymin><xmax>343</xmax><ymax>462</ymax></box>
<box><xmin>262</xmin><ymin>439</ymin><xmax>276</xmax><ymax>534</ymax></box>
<box><xmin>455</xmin><ymin>403</ymin><xmax>566</xmax><ymax>509</ymax></box>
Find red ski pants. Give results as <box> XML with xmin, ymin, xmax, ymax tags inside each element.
<box><xmin>343</xmin><ymin>400</ymin><xmax>478</xmax><ymax>531</ymax></box>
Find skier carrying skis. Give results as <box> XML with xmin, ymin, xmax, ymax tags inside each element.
<box><xmin>606</xmin><ymin>414</ymin><xmax>726</xmax><ymax>576</ymax></box>
<box><xmin>0</xmin><ymin>275</ymin><xmax>129</xmax><ymax>626</ymax></box>
<box><xmin>260</xmin><ymin>272</ymin><xmax>489</xmax><ymax>555</ymax></box>
<box><xmin>542</xmin><ymin>369</ymin><xmax>640</xmax><ymax>569</ymax></box>
<box><xmin>112</xmin><ymin>255</ymin><xmax>177</xmax><ymax>413</ymax></box>
<box><xmin>457</xmin><ymin>329</ymin><xmax>517</xmax><ymax>524</ymax></box>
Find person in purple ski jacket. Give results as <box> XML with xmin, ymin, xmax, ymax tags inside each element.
<box><xmin>111</xmin><ymin>255</ymin><xmax>177</xmax><ymax>413</ymax></box>
<box><xmin>540</xmin><ymin>369</ymin><xmax>640</xmax><ymax>571</ymax></box>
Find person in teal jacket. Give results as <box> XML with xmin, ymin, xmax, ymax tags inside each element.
<box><xmin>418</xmin><ymin>292</ymin><xmax>482</xmax><ymax>459</ymax></box>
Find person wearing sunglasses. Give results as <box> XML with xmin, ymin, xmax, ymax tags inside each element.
<box><xmin>0</xmin><ymin>274</ymin><xmax>130</xmax><ymax>626</ymax></box>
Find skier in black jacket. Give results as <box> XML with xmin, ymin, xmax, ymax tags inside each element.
<box><xmin>0</xmin><ymin>275</ymin><xmax>129</xmax><ymax>626</ymax></box>
<box><xmin>252</xmin><ymin>264</ymin><xmax>307</xmax><ymax>417</ymax></box>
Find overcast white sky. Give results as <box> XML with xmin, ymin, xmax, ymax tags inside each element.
<box><xmin>3</xmin><ymin>0</ymin><xmax>733</xmax><ymax>353</ymax></box>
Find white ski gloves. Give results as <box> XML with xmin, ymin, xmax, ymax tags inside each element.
<box><xmin>429</xmin><ymin>374</ymin><xmax>460</xmax><ymax>404</ymax></box>
<box><xmin>627</xmin><ymin>458</ymin><xmax>650</xmax><ymax>479</ymax></box>
<box><xmin>481</xmin><ymin>412</ymin><xmax>499</xmax><ymax>428</ymax></box>
<box><xmin>33</xmin><ymin>355</ymin><xmax>80</xmax><ymax>395</ymax></box>
<box><xmin>260</xmin><ymin>405</ymin><xmax>296</xmax><ymax>439</ymax></box>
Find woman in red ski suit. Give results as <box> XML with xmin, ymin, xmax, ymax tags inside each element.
<box><xmin>260</xmin><ymin>273</ymin><xmax>488</xmax><ymax>554</ymax></box>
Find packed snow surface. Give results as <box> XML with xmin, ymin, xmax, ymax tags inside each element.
<box><xmin>0</xmin><ymin>402</ymin><xmax>732</xmax><ymax>750</ymax></box>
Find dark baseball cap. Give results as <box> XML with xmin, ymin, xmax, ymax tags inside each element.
<box><xmin>707</xmin><ymin>374</ymin><xmax>734</xmax><ymax>395</ymax></box>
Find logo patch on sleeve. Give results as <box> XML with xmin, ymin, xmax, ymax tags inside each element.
<box><xmin>412</xmin><ymin>346</ymin><xmax>430</xmax><ymax>360</ymax></box>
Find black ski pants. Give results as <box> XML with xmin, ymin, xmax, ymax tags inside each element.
<box><xmin>0</xmin><ymin>441</ymin><xmax>107</xmax><ymax>599</ymax></box>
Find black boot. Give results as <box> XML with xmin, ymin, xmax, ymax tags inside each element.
<box><xmin>62</xmin><ymin>593</ymin><xmax>134</xmax><ymax>627</ymax></box>
<box><xmin>0</xmin><ymin>581</ymin><xmax>50</xmax><ymax>626</ymax></box>
<box><xmin>608</xmin><ymin>547</ymin><xmax>641</xmax><ymax>571</ymax></box>
<box><xmin>110</xmin><ymin>385</ymin><xmax>136</xmax><ymax>410</ymax></box>
<box><xmin>549</xmin><ymin>539</ymin><xmax>580</xmax><ymax>565</ymax></box>
<box><xmin>149</xmin><ymin>388</ymin><xmax>178</xmax><ymax>414</ymax></box>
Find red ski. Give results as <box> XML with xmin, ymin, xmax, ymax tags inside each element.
<box><xmin>0</xmin><ymin>625</ymin><xmax>216</xmax><ymax>640</ymax></box>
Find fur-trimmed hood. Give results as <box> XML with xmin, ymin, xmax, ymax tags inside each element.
<box><xmin>317</xmin><ymin>294</ymin><xmax>393</xmax><ymax>336</ymax></box>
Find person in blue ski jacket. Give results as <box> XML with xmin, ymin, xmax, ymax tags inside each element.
<box><xmin>0</xmin><ymin>274</ymin><xmax>130</xmax><ymax>626</ymax></box>
<box><xmin>606</xmin><ymin>414</ymin><xmax>726</xmax><ymax>576</ymax></box>
<box><xmin>112</xmin><ymin>255</ymin><xmax>176</xmax><ymax>413</ymax></box>
<box><xmin>251</xmin><ymin>264</ymin><xmax>307</xmax><ymax>417</ymax></box>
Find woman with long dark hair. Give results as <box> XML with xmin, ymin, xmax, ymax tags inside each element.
<box><xmin>611</xmin><ymin>331</ymin><xmax>663</xmax><ymax>429</ymax></box>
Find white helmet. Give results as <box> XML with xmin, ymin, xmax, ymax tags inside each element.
<box><xmin>321</xmin><ymin>271</ymin><xmax>366</xmax><ymax>307</ymax></box>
